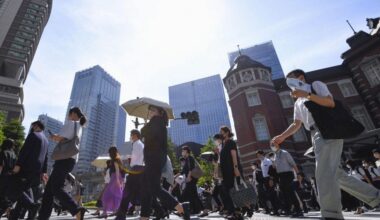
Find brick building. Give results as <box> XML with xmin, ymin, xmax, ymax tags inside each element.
<box><xmin>223</xmin><ymin>17</ymin><xmax>380</xmax><ymax>175</ymax></box>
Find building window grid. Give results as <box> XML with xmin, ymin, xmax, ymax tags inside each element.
<box><xmin>246</xmin><ymin>90</ymin><xmax>261</xmax><ymax>106</ymax></box>
<box><xmin>361</xmin><ymin>59</ymin><xmax>380</xmax><ymax>87</ymax></box>
<box><xmin>351</xmin><ymin>106</ymin><xmax>375</xmax><ymax>131</ymax></box>
<box><xmin>252</xmin><ymin>114</ymin><xmax>270</xmax><ymax>141</ymax></box>
<box><xmin>338</xmin><ymin>80</ymin><xmax>358</xmax><ymax>97</ymax></box>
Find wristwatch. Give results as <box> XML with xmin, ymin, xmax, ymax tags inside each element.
<box><xmin>307</xmin><ymin>92</ymin><xmax>312</xmax><ymax>100</ymax></box>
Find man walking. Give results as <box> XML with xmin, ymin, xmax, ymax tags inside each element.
<box><xmin>271</xmin><ymin>143</ymin><xmax>303</xmax><ymax>217</ymax></box>
<box><xmin>272</xmin><ymin>69</ymin><xmax>380</xmax><ymax>220</ymax></box>
<box><xmin>9</xmin><ymin>120</ymin><xmax>49</xmax><ymax>220</ymax></box>
<box><xmin>115</xmin><ymin>130</ymin><xmax>145</xmax><ymax>220</ymax></box>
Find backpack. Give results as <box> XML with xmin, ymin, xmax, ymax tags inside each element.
<box><xmin>0</xmin><ymin>150</ymin><xmax>17</xmax><ymax>175</ymax></box>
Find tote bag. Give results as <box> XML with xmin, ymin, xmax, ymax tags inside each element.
<box><xmin>230</xmin><ymin>178</ymin><xmax>257</xmax><ymax>208</ymax></box>
<box><xmin>304</xmin><ymin>85</ymin><xmax>364</xmax><ymax>139</ymax></box>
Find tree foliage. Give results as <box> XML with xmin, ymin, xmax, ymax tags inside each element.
<box><xmin>197</xmin><ymin>138</ymin><xmax>215</xmax><ymax>186</ymax></box>
<box><xmin>2</xmin><ymin>119</ymin><xmax>25</xmax><ymax>152</ymax></box>
<box><xmin>167</xmin><ymin>137</ymin><xmax>180</xmax><ymax>171</ymax></box>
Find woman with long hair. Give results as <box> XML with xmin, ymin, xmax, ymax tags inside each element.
<box><xmin>38</xmin><ymin>107</ymin><xmax>88</xmax><ymax>220</ymax></box>
<box><xmin>140</xmin><ymin>105</ymin><xmax>190</xmax><ymax>220</ymax></box>
<box><xmin>219</xmin><ymin>126</ymin><xmax>244</xmax><ymax>219</ymax></box>
<box><xmin>100</xmin><ymin>146</ymin><xmax>125</xmax><ymax>218</ymax></box>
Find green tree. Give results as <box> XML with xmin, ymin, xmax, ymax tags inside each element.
<box><xmin>197</xmin><ymin>138</ymin><xmax>215</xmax><ymax>186</ymax></box>
<box><xmin>167</xmin><ymin>137</ymin><xmax>180</xmax><ymax>171</ymax></box>
<box><xmin>2</xmin><ymin>119</ymin><xmax>25</xmax><ymax>151</ymax></box>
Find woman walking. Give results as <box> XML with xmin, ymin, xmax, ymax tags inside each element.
<box><xmin>219</xmin><ymin>126</ymin><xmax>243</xmax><ymax>220</ymax></box>
<box><xmin>140</xmin><ymin>105</ymin><xmax>190</xmax><ymax>220</ymax></box>
<box><xmin>38</xmin><ymin>107</ymin><xmax>88</xmax><ymax>220</ymax></box>
<box><xmin>100</xmin><ymin>147</ymin><xmax>125</xmax><ymax>218</ymax></box>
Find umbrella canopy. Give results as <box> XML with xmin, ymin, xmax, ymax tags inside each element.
<box><xmin>91</xmin><ymin>156</ymin><xmax>111</xmax><ymax>168</ymax></box>
<box><xmin>200</xmin><ymin>151</ymin><xmax>215</xmax><ymax>162</ymax></box>
<box><xmin>91</xmin><ymin>155</ymin><xmax>129</xmax><ymax>168</ymax></box>
<box><xmin>122</xmin><ymin>97</ymin><xmax>174</xmax><ymax>120</ymax></box>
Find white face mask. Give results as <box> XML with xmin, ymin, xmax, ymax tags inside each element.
<box><xmin>270</xmin><ymin>146</ymin><xmax>277</xmax><ymax>152</ymax></box>
<box><xmin>286</xmin><ymin>78</ymin><xmax>309</xmax><ymax>92</ymax></box>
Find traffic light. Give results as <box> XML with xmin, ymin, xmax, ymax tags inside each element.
<box><xmin>180</xmin><ymin>111</ymin><xmax>200</xmax><ymax>125</ymax></box>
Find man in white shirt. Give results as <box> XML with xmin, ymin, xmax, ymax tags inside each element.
<box><xmin>255</xmin><ymin>150</ymin><xmax>272</xmax><ymax>214</ymax></box>
<box><xmin>272</xmin><ymin>69</ymin><xmax>380</xmax><ymax>220</ymax></box>
<box><xmin>116</xmin><ymin>130</ymin><xmax>144</xmax><ymax>220</ymax></box>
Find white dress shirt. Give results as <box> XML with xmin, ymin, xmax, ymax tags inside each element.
<box><xmin>130</xmin><ymin>139</ymin><xmax>144</xmax><ymax>167</ymax></box>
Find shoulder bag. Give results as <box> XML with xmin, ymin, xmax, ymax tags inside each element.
<box><xmin>51</xmin><ymin>122</ymin><xmax>80</xmax><ymax>160</ymax></box>
<box><xmin>304</xmin><ymin>84</ymin><xmax>364</xmax><ymax>139</ymax></box>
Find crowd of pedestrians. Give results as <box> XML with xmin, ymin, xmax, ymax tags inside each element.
<box><xmin>1</xmin><ymin>69</ymin><xmax>380</xmax><ymax>220</ymax></box>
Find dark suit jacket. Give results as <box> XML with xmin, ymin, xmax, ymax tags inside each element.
<box><xmin>16</xmin><ymin>131</ymin><xmax>49</xmax><ymax>177</ymax></box>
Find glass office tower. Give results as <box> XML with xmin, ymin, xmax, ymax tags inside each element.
<box><xmin>228</xmin><ymin>41</ymin><xmax>285</xmax><ymax>80</ymax></box>
<box><xmin>67</xmin><ymin>65</ymin><xmax>121</xmax><ymax>174</ymax></box>
<box><xmin>168</xmin><ymin>75</ymin><xmax>231</xmax><ymax>146</ymax></box>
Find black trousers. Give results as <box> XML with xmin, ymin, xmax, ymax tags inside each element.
<box><xmin>212</xmin><ymin>183</ymin><xmax>223</xmax><ymax>208</ymax></box>
<box><xmin>220</xmin><ymin>180</ymin><xmax>235</xmax><ymax>214</ymax></box>
<box><xmin>278</xmin><ymin>172</ymin><xmax>301</xmax><ymax>213</ymax></box>
<box><xmin>38</xmin><ymin>158</ymin><xmax>79</xmax><ymax>219</ymax></box>
<box><xmin>140</xmin><ymin>155</ymin><xmax>178</xmax><ymax>217</ymax></box>
<box><xmin>182</xmin><ymin>178</ymin><xmax>203</xmax><ymax>213</ymax></box>
<box><xmin>8</xmin><ymin>174</ymin><xmax>40</xmax><ymax>219</ymax></box>
<box><xmin>117</xmin><ymin>171</ymin><xmax>143</xmax><ymax>216</ymax></box>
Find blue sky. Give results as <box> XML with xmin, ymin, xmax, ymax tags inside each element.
<box><xmin>23</xmin><ymin>0</ymin><xmax>380</xmax><ymax>135</ymax></box>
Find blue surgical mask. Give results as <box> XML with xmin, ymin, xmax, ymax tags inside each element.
<box><xmin>286</xmin><ymin>78</ymin><xmax>309</xmax><ymax>92</ymax></box>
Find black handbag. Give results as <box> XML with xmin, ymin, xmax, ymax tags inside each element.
<box><xmin>304</xmin><ymin>85</ymin><xmax>364</xmax><ymax>139</ymax></box>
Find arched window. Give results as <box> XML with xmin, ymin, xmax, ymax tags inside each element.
<box><xmin>252</xmin><ymin>114</ymin><xmax>270</xmax><ymax>141</ymax></box>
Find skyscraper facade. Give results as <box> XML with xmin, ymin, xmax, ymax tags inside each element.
<box><xmin>0</xmin><ymin>0</ymin><xmax>52</xmax><ymax>121</ymax></box>
<box><xmin>168</xmin><ymin>75</ymin><xmax>231</xmax><ymax>146</ymax></box>
<box><xmin>67</xmin><ymin>65</ymin><xmax>121</xmax><ymax>174</ymax></box>
<box><xmin>38</xmin><ymin>114</ymin><xmax>63</xmax><ymax>173</ymax></box>
<box><xmin>116</xmin><ymin>106</ymin><xmax>126</xmax><ymax>148</ymax></box>
<box><xmin>228</xmin><ymin>41</ymin><xmax>285</xmax><ymax>80</ymax></box>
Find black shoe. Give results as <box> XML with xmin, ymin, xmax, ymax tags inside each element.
<box><xmin>114</xmin><ymin>214</ymin><xmax>126</xmax><ymax>220</ymax></box>
<box><xmin>77</xmin><ymin>207</ymin><xmax>89</xmax><ymax>220</ymax></box>
<box><xmin>247</xmin><ymin>209</ymin><xmax>253</xmax><ymax>217</ymax></box>
<box><xmin>26</xmin><ymin>203</ymin><xmax>40</xmax><ymax>220</ymax></box>
<box><xmin>182</xmin><ymin>202</ymin><xmax>190</xmax><ymax>220</ymax></box>
<box><xmin>291</xmin><ymin>211</ymin><xmax>304</xmax><ymax>218</ymax></box>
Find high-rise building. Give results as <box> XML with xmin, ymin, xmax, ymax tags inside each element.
<box><xmin>67</xmin><ymin>65</ymin><xmax>121</xmax><ymax>174</ymax></box>
<box><xmin>168</xmin><ymin>75</ymin><xmax>231</xmax><ymax>146</ymax></box>
<box><xmin>38</xmin><ymin>114</ymin><xmax>63</xmax><ymax>173</ymax></box>
<box><xmin>0</xmin><ymin>0</ymin><xmax>52</xmax><ymax>121</ymax></box>
<box><xmin>116</xmin><ymin>106</ymin><xmax>126</xmax><ymax>148</ymax></box>
<box><xmin>228</xmin><ymin>41</ymin><xmax>285</xmax><ymax>80</ymax></box>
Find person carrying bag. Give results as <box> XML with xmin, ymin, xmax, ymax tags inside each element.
<box><xmin>272</xmin><ymin>69</ymin><xmax>380</xmax><ymax>220</ymax></box>
<box><xmin>38</xmin><ymin>107</ymin><xmax>88</xmax><ymax>220</ymax></box>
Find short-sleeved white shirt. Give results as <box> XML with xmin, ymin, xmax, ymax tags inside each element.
<box><xmin>130</xmin><ymin>140</ymin><xmax>144</xmax><ymax>167</ymax></box>
<box><xmin>58</xmin><ymin>119</ymin><xmax>82</xmax><ymax>161</ymax></box>
<box><xmin>261</xmin><ymin>157</ymin><xmax>272</xmax><ymax>178</ymax></box>
<box><xmin>293</xmin><ymin>81</ymin><xmax>332</xmax><ymax>130</ymax></box>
